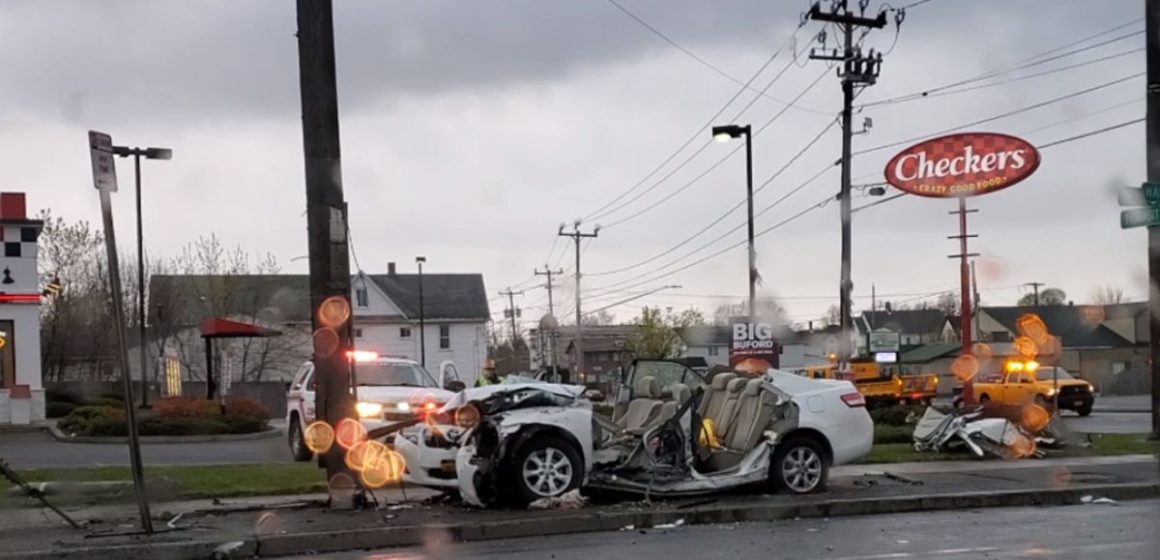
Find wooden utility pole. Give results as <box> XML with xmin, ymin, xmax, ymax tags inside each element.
<box><xmin>295</xmin><ymin>0</ymin><xmax>357</xmax><ymax>507</ymax></box>
<box><xmin>499</xmin><ymin>288</ymin><xmax>524</xmax><ymax>348</ymax></box>
<box><xmin>806</xmin><ymin>1</ymin><xmax>888</xmax><ymax>375</ymax></box>
<box><xmin>1023</xmin><ymin>282</ymin><xmax>1045</xmax><ymax>306</ymax></box>
<box><xmin>535</xmin><ymin>267</ymin><xmax>564</xmax><ymax>378</ymax></box>
<box><xmin>558</xmin><ymin>224</ymin><xmax>598</xmax><ymax>381</ymax></box>
<box><xmin>1146</xmin><ymin>0</ymin><xmax>1160</xmax><ymax>440</ymax></box>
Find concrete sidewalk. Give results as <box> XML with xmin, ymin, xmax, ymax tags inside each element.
<box><xmin>0</xmin><ymin>454</ymin><xmax>1156</xmax><ymax>560</ymax></box>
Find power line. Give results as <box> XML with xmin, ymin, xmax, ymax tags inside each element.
<box><xmin>1036</xmin><ymin>117</ymin><xmax>1143</xmax><ymax>149</ymax></box>
<box><xmin>1018</xmin><ymin>96</ymin><xmax>1142</xmax><ymax>136</ymax></box>
<box><xmin>602</xmin><ymin>0</ymin><xmax>828</xmax><ymax>115</ymax></box>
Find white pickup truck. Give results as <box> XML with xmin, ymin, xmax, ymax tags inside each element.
<box><xmin>286</xmin><ymin>351</ymin><xmax>463</xmax><ymax>461</ymax></box>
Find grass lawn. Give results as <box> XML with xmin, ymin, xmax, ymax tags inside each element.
<box><xmin>1</xmin><ymin>463</ymin><xmax>327</xmax><ymax>506</ymax></box>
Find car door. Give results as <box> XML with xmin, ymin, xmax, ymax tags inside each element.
<box><xmin>1006</xmin><ymin>371</ymin><xmax>1034</xmax><ymax>403</ymax></box>
<box><xmin>287</xmin><ymin>362</ymin><xmax>313</xmax><ymax>420</ymax></box>
<box><xmin>299</xmin><ymin>366</ymin><xmax>318</xmax><ymax>423</ymax></box>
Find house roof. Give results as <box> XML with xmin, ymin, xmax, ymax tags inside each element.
<box><xmin>199</xmin><ymin>318</ymin><xmax>283</xmax><ymax>338</ymax></box>
<box><xmin>981</xmin><ymin>305</ymin><xmax>1133</xmax><ymax>349</ymax></box>
<box><xmin>1102</xmin><ymin>302</ymin><xmax>1148</xmax><ymax>320</ymax></box>
<box><xmin>859</xmin><ymin>309</ymin><xmax>948</xmax><ymax>335</ymax></box>
<box><xmin>149</xmin><ymin>273</ymin><xmax>489</xmax><ymax>326</ymax></box>
<box><xmin>676</xmin><ymin>326</ymin><xmax>731</xmax><ymax>346</ymax></box>
<box><xmin>900</xmin><ymin>343</ymin><xmax>961</xmax><ymax>363</ymax></box>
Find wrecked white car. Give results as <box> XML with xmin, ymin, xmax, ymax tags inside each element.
<box><xmin>397</xmin><ymin>360</ymin><xmax>873</xmax><ymax>507</ymax></box>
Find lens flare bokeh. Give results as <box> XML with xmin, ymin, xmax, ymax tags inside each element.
<box><xmin>303</xmin><ymin>421</ymin><xmax>335</xmax><ymax>454</ymax></box>
<box><xmin>1013</xmin><ymin>336</ymin><xmax>1038</xmax><ymax>358</ymax></box>
<box><xmin>951</xmin><ymin>354</ymin><xmax>979</xmax><ymax>382</ymax></box>
<box><xmin>359</xmin><ymin>449</ymin><xmax>406</xmax><ymax>489</ymax></box>
<box><xmin>345</xmin><ymin>439</ymin><xmax>389</xmax><ymax>472</ymax></box>
<box><xmin>1020</xmin><ymin>403</ymin><xmax>1051</xmax><ymax>433</ymax></box>
<box><xmin>318</xmin><ymin>296</ymin><xmax>352</xmax><ymax>328</ymax></box>
<box><xmin>334</xmin><ymin>417</ymin><xmax>368</xmax><ymax>450</ymax></box>
<box><xmin>312</xmin><ymin>327</ymin><xmax>340</xmax><ymax>357</ymax></box>
<box><xmin>1016</xmin><ymin>313</ymin><xmax>1049</xmax><ymax>344</ymax></box>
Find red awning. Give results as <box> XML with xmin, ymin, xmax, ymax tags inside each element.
<box><xmin>199</xmin><ymin>318</ymin><xmax>283</xmax><ymax>339</ymax></box>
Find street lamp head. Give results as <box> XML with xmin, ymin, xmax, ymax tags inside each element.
<box><xmin>415</xmin><ymin>256</ymin><xmax>427</xmax><ymax>264</ymax></box>
<box><xmin>144</xmin><ymin>147</ymin><xmax>173</xmax><ymax>160</ymax></box>
<box><xmin>711</xmin><ymin>124</ymin><xmax>746</xmax><ymax>142</ymax></box>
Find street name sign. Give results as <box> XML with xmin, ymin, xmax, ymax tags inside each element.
<box><xmin>1121</xmin><ymin>206</ymin><xmax>1160</xmax><ymax>229</ymax></box>
<box><xmin>88</xmin><ymin>130</ymin><xmax>118</xmax><ymax>192</ymax></box>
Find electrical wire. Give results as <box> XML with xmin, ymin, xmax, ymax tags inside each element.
<box><xmin>602</xmin><ymin>0</ymin><xmax>829</xmax><ymax>115</ymax></box>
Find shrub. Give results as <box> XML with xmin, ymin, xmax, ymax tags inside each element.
<box><xmin>99</xmin><ymin>393</ymin><xmax>125</xmax><ymax>402</ymax></box>
<box><xmin>86</xmin><ymin>417</ymin><xmax>130</xmax><ymax>437</ymax></box>
<box><xmin>870</xmin><ymin>404</ymin><xmax>927</xmax><ymax>426</ymax></box>
<box><xmin>82</xmin><ymin>397</ymin><xmax>126</xmax><ymax>409</ymax></box>
<box><xmin>224</xmin><ymin>397</ymin><xmax>270</xmax><ymax>420</ymax></box>
<box><xmin>45</xmin><ymin>401</ymin><xmax>77</xmax><ymax>419</ymax></box>
<box><xmin>58</xmin><ymin>406</ymin><xmax>124</xmax><ymax>434</ymax></box>
<box><xmin>154</xmin><ymin>397</ymin><xmax>219</xmax><ymax>419</ymax></box>
<box><xmin>874</xmin><ymin>424</ymin><xmax>915</xmax><ymax>444</ymax></box>
<box><xmin>219</xmin><ymin>414</ymin><xmax>268</xmax><ymax>434</ymax></box>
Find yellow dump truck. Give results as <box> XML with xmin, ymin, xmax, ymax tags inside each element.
<box><xmin>797</xmin><ymin>359</ymin><xmax>937</xmax><ymax>408</ymax></box>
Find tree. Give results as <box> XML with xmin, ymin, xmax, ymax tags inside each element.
<box><xmin>712</xmin><ymin>298</ymin><xmax>788</xmax><ymax>326</ymax></box>
<box><xmin>625</xmin><ymin>306</ymin><xmax>685</xmax><ymax>360</ymax></box>
<box><xmin>935</xmin><ymin>291</ymin><xmax>960</xmax><ymax>316</ymax></box>
<box><xmin>581</xmin><ymin>309</ymin><xmax>617</xmax><ymax>326</ymax></box>
<box><xmin>821</xmin><ymin>304</ymin><xmax>841</xmax><ymax>327</ymax></box>
<box><xmin>1092</xmin><ymin>285</ymin><xmax>1126</xmax><ymax>305</ymax></box>
<box><xmin>1017</xmin><ymin>287</ymin><xmax>1067</xmax><ymax>306</ymax></box>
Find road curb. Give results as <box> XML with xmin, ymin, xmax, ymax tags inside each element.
<box><xmin>7</xmin><ymin>482</ymin><xmax>1157</xmax><ymax>559</ymax></box>
<box><xmin>46</xmin><ymin>423</ymin><xmax>282</xmax><ymax>444</ymax></box>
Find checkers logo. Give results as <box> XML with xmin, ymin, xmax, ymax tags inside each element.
<box><xmin>884</xmin><ymin>132</ymin><xmax>1040</xmax><ymax>198</ymax></box>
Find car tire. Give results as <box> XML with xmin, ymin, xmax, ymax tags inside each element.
<box><xmin>771</xmin><ymin>437</ymin><xmax>829</xmax><ymax>495</ymax></box>
<box><xmin>510</xmin><ymin>435</ymin><xmax>583</xmax><ymax>505</ymax></box>
<box><xmin>289</xmin><ymin>417</ymin><xmax>314</xmax><ymax>462</ymax></box>
<box><xmin>1077</xmin><ymin>403</ymin><xmax>1093</xmax><ymax>417</ymax></box>
<box><xmin>978</xmin><ymin>394</ymin><xmax>991</xmax><ymax>404</ymax></box>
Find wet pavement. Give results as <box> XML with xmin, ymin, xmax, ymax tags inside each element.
<box><xmin>292</xmin><ymin>498</ymin><xmax>1160</xmax><ymax>560</ymax></box>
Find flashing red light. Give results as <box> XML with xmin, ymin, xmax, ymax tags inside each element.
<box><xmin>911</xmin><ymin>393</ymin><xmax>922</xmax><ymax>400</ymax></box>
<box><xmin>346</xmin><ymin>350</ymin><xmax>380</xmax><ymax>362</ymax></box>
<box><xmin>424</xmin><ymin>402</ymin><xmax>436</xmax><ymax>411</ymax></box>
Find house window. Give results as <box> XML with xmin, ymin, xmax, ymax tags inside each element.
<box><xmin>399</xmin><ymin>327</ymin><xmax>412</xmax><ymax>339</ymax></box>
<box><xmin>439</xmin><ymin>325</ymin><xmax>450</xmax><ymax>349</ymax></box>
<box><xmin>708</xmin><ymin>346</ymin><xmax>720</xmax><ymax>356</ymax></box>
<box><xmin>354</xmin><ymin>328</ymin><xmax>363</xmax><ymax>338</ymax></box>
<box><xmin>355</xmin><ymin>287</ymin><xmax>368</xmax><ymax>308</ymax></box>
<box><xmin>990</xmin><ymin>331</ymin><xmax>1011</xmax><ymax>342</ymax></box>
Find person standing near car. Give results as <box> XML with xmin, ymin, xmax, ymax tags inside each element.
<box><xmin>476</xmin><ymin>358</ymin><xmax>501</xmax><ymax>387</ymax></box>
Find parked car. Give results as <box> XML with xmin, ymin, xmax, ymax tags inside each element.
<box><xmin>285</xmin><ymin>351</ymin><xmax>463</xmax><ymax>462</ymax></box>
<box><xmin>395</xmin><ymin>359</ymin><xmax>873</xmax><ymax>507</ymax></box>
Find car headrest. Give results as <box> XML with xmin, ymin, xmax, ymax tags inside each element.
<box><xmin>712</xmin><ymin>372</ymin><xmax>737</xmax><ymax>390</ymax></box>
<box><xmin>634</xmin><ymin>375</ymin><xmax>660</xmax><ymax>398</ymax></box>
<box><xmin>726</xmin><ymin>377</ymin><xmax>748</xmax><ymax>395</ymax></box>
<box><xmin>743</xmin><ymin>378</ymin><xmax>764</xmax><ymax>396</ymax></box>
<box><xmin>664</xmin><ymin>383</ymin><xmax>691</xmax><ymax>404</ymax></box>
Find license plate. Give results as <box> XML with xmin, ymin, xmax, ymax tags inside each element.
<box><xmin>440</xmin><ymin>460</ymin><xmax>456</xmax><ymax>474</ymax></box>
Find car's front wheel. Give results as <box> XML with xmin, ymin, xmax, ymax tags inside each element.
<box><xmin>289</xmin><ymin>417</ymin><xmax>314</xmax><ymax>462</ymax></box>
<box><xmin>1077</xmin><ymin>403</ymin><xmax>1093</xmax><ymax>417</ymax></box>
<box><xmin>511</xmin><ymin>436</ymin><xmax>583</xmax><ymax>505</ymax></box>
<box><xmin>771</xmin><ymin>437</ymin><xmax>829</xmax><ymax>494</ymax></box>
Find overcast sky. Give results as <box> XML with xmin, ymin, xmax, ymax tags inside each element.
<box><xmin>5</xmin><ymin>0</ymin><xmax>1148</xmax><ymax>331</ymax></box>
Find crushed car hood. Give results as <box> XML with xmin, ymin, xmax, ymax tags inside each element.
<box><xmin>438</xmin><ymin>382</ymin><xmax>585</xmax><ymax>413</ymax></box>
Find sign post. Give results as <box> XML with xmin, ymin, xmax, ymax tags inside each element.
<box><xmin>89</xmin><ymin>130</ymin><xmax>153</xmax><ymax>534</ymax></box>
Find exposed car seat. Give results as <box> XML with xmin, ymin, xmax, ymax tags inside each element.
<box><xmin>656</xmin><ymin>383</ymin><xmax>692</xmax><ymax>425</ymax></box>
<box><xmin>697</xmin><ymin>372</ymin><xmax>736</xmax><ymax>419</ymax></box>
<box><xmin>616</xmin><ymin>376</ymin><xmax>663</xmax><ymax>434</ymax></box>
<box><xmin>712</xmin><ymin>378</ymin><xmax>749</xmax><ymax>440</ymax></box>
<box><xmin>705</xmin><ymin>378</ymin><xmax>779</xmax><ymax>471</ymax></box>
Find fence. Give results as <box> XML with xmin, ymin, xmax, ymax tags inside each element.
<box><xmin>45</xmin><ymin>380</ymin><xmax>290</xmax><ymax>418</ymax></box>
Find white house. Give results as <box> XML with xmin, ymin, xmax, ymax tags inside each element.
<box><xmin>143</xmin><ymin>264</ymin><xmax>490</xmax><ymax>388</ymax></box>
<box><xmin>0</xmin><ymin>193</ymin><xmax>45</xmax><ymax>425</ymax></box>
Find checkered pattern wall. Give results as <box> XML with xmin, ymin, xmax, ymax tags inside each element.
<box><xmin>0</xmin><ymin>226</ymin><xmax>39</xmax><ymax>260</ymax></box>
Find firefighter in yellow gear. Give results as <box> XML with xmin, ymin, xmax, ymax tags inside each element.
<box><xmin>476</xmin><ymin>359</ymin><xmax>501</xmax><ymax>387</ymax></box>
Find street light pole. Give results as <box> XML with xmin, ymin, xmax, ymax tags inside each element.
<box><xmin>712</xmin><ymin>124</ymin><xmax>756</xmax><ymax>322</ymax></box>
<box><xmin>416</xmin><ymin>256</ymin><xmax>426</xmax><ymax>367</ymax></box>
<box><xmin>112</xmin><ymin>145</ymin><xmax>172</xmax><ymax>409</ymax></box>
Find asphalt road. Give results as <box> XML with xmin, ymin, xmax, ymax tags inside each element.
<box><xmin>289</xmin><ymin>499</ymin><xmax>1160</xmax><ymax>560</ymax></box>
<box><xmin>0</xmin><ymin>428</ymin><xmax>292</xmax><ymax>469</ymax></box>
<box><xmin>1061</xmin><ymin>410</ymin><xmax>1152</xmax><ymax>434</ymax></box>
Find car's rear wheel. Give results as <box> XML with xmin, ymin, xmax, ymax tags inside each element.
<box><xmin>511</xmin><ymin>435</ymin><xmax>583</xmax><ymax>505</ymax></box>
<box><xmin>771</xmin><ymin>437</ymin><xmax>828</xmax><ymax>494</ymax></box>
<box><xmin>289</xmin><ymin>417</ymin><xmax>314</xmax><ymax>462</ymax></box>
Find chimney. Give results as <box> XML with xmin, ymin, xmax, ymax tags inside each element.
<box><xmin>388</xmin><ymin>262</ymin><xmax>396</xmax><ymax>276</ymax></box>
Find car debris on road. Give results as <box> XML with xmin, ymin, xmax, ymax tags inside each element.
<box><xmin>913</xmin><ymin>404</ymin><xmax>1069</xmax><ymax>459</ymax></box>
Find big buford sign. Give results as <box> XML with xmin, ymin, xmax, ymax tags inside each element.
<box><xmin>730</xmin><ymin>322</ymin><xmax>779</xmax><ymax>374</ymax></box>
<box><xmin>884</xmin><ymin>132</ymin><xmax>1040</xmax><ymax>198</ymax></box>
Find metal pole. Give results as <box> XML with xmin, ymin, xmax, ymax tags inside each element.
<box><xmin>839</xmin><ymin>21</ymin><xmax>855</xmax><ymax>373</ymax></box>
<box><xmin>574</xmin><ymin>236</ymin><xmax>584</xmax><ymax>380</ymax></box>
<box><xmin>134</xmin><ymin>152</ymin><xmax>149</xmax><ymax>409</ymax></box>
<box><xmin>958</xmin><ymin>197</ymin><xmax>972</xmax><ymax>355</ymax></box>
<box><xmin>1146</xmin><ymin>0</ymin><xmax>1160</xmax><ymax>440</ymax></box>
<box><xmin>744</xmin><ymin>126</ymin><xmax>756</xmax><ymax>322</ymax></box>
<box><xmin>97</xmin><ymin>188</ymin><xmax>153</xmax><ymax>533</ymax></box>
<box><xmin>418</xmin><ymin>262</ymin><xmax>425</xmax><ymax>367</ymax></box>
<box><xmin>546</xmin><ymin>271</ymin><xmax>558</xmax><ymax>381</ymax></box>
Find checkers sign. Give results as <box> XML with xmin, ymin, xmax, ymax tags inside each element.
<box><xmin>884</xmin><ymin>132</ymin><xmax>1040</xmax><ymax>198</ymax></box>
